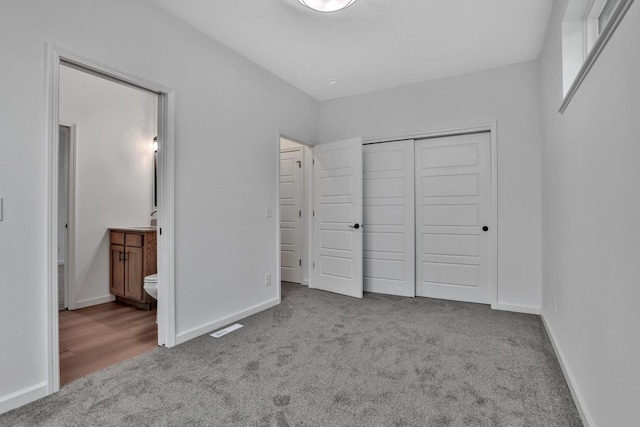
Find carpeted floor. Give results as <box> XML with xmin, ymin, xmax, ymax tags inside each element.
<box><xmin>1</xmin><ymin>283</ymin><xmax>582</xmax><ymax>426</ymax></box>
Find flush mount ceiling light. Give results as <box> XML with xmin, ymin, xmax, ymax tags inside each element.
<box><xmin>298</xmin><ymin>0</ymin><xmax>357</xmax><ymax>12</ymax></box>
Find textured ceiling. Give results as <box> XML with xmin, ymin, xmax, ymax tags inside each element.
<box><xmin>151</xmin><ymin>0</ymin><xmax>554</xmax><ymax>101</ymax></box>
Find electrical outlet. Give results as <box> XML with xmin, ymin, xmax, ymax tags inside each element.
<box><xmin>265</xmin><ymin>273</ymin><xmax>272</xmax><ymax>286</ymax></box>
<box><xmin>265</xmin><ymin>205</ymin><xmax>272</xmax><ymax>218</ymax></box>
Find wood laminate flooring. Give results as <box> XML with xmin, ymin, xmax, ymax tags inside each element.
<box><xmin>59</xmin><ymin>302</ymin><xmax>157</xmax><ymax>385</ymax></box>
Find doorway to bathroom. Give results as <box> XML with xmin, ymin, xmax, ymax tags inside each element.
<box><xmin>46</xmin><ymin>45</ymin><xmax>176</xmax><ymax>394</ymax></box>
<box><xmin>56</xmin><ymin>63</ymin><xmax>160</xmax><ymax>385</ymax></box>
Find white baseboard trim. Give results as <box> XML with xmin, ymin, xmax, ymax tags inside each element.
<box><xmin>301</xmin><ymin>280</ymin><xmax>309</xmax><ymax>286</ymax></box>
<box><xmin>541</xmin><ymin>311</ymin><xmax>593</xmax><ymax>427</ymax></box>
<box><xmin>492</xmin><ymin>303</ymin><xmax>541</xmax><ymax>315</ymax></box>
<box><xmin>175</xmin><ymin>298</ymin><xmax>280</xmax><ymax>345</ymax></box>
<box><xmin>0</xmin><ymin>382</ymin><xmax>47</xmax><ymax>415</ymax></box>
<box><xmin>75</xmin><ymin>294</ymin><xmax>115</xmax><ymax>309</ymax></box>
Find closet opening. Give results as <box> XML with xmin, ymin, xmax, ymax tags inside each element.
<box><xmin>279</xmin><ymin>137</ymin><xmax>312</xmax><ymax>288</ymax></box>
<box><xmin>362</xmin><ymin>129</ymin><xmax>497</xmax><ymax>305</ymax></box>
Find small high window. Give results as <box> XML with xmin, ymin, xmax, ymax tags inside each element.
<box><xmin>597</xmin><ymin>0</ymin><xmax>622</xmax><ymax>35</ymax></box>
<box><xmin>560</xmin><ymin>0</ymin><xmax>632</xmax><ymax>112</ymax></box>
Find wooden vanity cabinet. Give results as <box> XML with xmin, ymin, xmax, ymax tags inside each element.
<box><xmin>109</xmin><ymin>229</ymin><xmax>157</xmax><ymax>310</ymax></box>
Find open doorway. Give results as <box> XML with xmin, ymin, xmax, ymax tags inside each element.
<box><xmin>57</xmin><ymin>64</ymin><xmax>159</xmax><ymax>385</ymax></box>
<box><xmin>279</xmin><ymin>137</ymin><xmax>312</xmax><ymax>288</ymax></box>
<box><xmin>46</xmin><ymin>45</ymin><xmax>176</xmax><ymax>395</ymax></box>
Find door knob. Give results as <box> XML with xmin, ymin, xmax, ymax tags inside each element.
<box><xmin>349</xmin><ymin>223</ymin><xmax>361</xmax><ymax>230</ymax></box>
<box><xmin>482</xmin><ymin>226</ymin><xmax>489</xmax><ymax>232</ymax></box>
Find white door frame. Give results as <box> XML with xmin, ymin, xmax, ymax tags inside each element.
<box><xmin>279</xmin><ymin>145</ymin><xmax>304</xmax><ymax>284</ymax></box>
<box><xmin>276</xmin><ymin>132</ymin><xmax>314</xmax><ymax>302</ymax></box>
<box><xmin>364</xmin><ymin>122</ymin><xmax>498</xmax><ymax>308</ymax></box>
<box><xmin>45</xmin><ymin>44</ymin><xmax>177</xmax><ymax>395</ymax></box>
<box><xmin>58</xmin><ymin>121</ymin><xmax>77</xmax><ymax>310</ymax></box>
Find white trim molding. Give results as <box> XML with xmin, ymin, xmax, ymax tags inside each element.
<box><xmin>45</xmin><ymin>43</ymin><xmax>61</xmax><ymax>395</ymax></box>
<box><xmin>275</xmin><ymin>131</ymin><xmax>283</xmax><ymax>303</ymax></box>
<box><xmin>493</xmin><ymin>303</ymin><xmax>540</xmax><ymax>315</ymax></box>
<box><xmin>75</xmin><ymin>295</ymin><xmax>116</xmax><ymax>309</ymax></box>
<box><xmin>58</xmin><ymin>120</ymin><xmax>77</xmax><ymax>310</ymax></box>
<box><xmin>560</xmin><ymin>0</ymin><xmax>635</xmax><ymax>113</ymax></box>
<box><xmin>175</xmin><ymin>298</ymin><xmax>280</xmax><ymax>345</ymax></box>
<box><xmin>0</xmin><ymin>382</ymin><xmax>47</xmax><ymax>415</ymax></box>
<box><xmin>364</xmin><ymin>122</ymin><xmax>497</xmax><ymax>145</ymax></box>
<box><xmin>541</xmin><ymin>311</ymin><xmax>594</xmax><ymax>427</ymax></box>
<box><xmin>157</xmin><ymin>87</ymin><xmax>177</xmax><ymax>348</ymax></box>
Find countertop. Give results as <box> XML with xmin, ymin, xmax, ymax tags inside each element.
<box><xmin>109</xmin><ymin>226</ymin><xmax>157</xmax><ymax>233</ymax></box>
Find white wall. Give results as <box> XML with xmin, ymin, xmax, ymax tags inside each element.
<box><xmin>319</xmin><ymin>62</ymin><xmax>543</xmax><ymax>312</ymax></box>
<box><xmin>60</xmin><ymin>65</ymin><xmax>157</xmax><ymax>308</ymax></box>
<box><xmin>539</xmin><ymin>1</ymin><xmax>640</xmax><ymax>425</ymax></box>
<box><xmin>0</xmin><ymin>0</ymin><xmax>317</xmax><ymax>412</ymax></box>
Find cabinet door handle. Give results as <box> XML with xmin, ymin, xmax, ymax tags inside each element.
<box><xmin>119</xmin><ymin>250</ymin><xmax>123</xmax><ymax>262</ymax></box>
<box><xmin>124</xmin><ymin>251</ymin><xmax>129</xmax><ymax>262</ymax></box>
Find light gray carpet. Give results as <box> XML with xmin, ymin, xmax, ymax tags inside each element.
<box><xmin>1</xmin><ymin>283</ymin><xmax>581</xmax><ymax>426</ymax></box>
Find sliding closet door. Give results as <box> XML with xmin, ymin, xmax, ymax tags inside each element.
<box><xmin>363</xmin><ymin>140</ymin><xmax>415</xmax><ymax>297</ymax></box>
<box><xmin>415</xmin><ymin>133</ymin><xmax>492</xmax><ymax>304</ymax></box>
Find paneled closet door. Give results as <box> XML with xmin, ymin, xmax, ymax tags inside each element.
<box><xmin>415</xmin><ymin>133</ymin><xmax>492</xmax><ymax>304</ymax></box>
<box><xmin>363</xmin><ymin>140</ymin><xmax>415</xmax><ymax>297</ymax></box>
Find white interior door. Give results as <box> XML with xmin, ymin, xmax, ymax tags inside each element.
<box><xmin>280</xmin><ymin>149</ymin><xmax>303</xmax><ymax>283</ymax></box>
<box><xmin>312</xmin><ymin>137</ymin><xmax>363</xmax><ymax>298</ymax></box>
<box><xmin>363</xmin><ymin>140</ymin><xmax>415</xmax><ymax>297</ymax></box>
<box><xmin>415</xmin><ymin>132</ymin><xmax>492</xmax><ymax>304</ymax></box>
<box><xmin>58</xmin><ymin>125</ymin><xmax>70</xmax><ymax>310</ymax></box>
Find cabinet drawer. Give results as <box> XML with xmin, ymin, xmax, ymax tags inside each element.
<box><xmin>111</xmin><ymin>231</ymin><xmax>125</xmax><ymax>245</ymax></box>
<box><xmin>124</xmin><ymin>233</ymin><xmax>143</xmax><ymax>248</ymax></box>
<box><xmin>125</xmin><ymin>233</ymin><xmax>143</xmax><ymax>247</ymax></box>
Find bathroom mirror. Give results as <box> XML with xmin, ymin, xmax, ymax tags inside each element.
<box><xmin>153</xmin><ymin>136</ymin><xmax>158</xmax><ymax>208</ymax></box>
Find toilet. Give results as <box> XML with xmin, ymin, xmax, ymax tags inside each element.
<box><xmin>143</xmin><ymin>274</ymin><xmax>158</xmax><ymax>300</ymax></box>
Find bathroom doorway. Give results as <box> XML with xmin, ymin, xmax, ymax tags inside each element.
<box><xmin>57</xmin><ymin>63</ymin><xmax>159</xmax><ymax>385</ymax></box>
<box><xmin>46</xmin><ymin>45</ymin><xmax>177</xmax><ymax>394</ymax></box>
